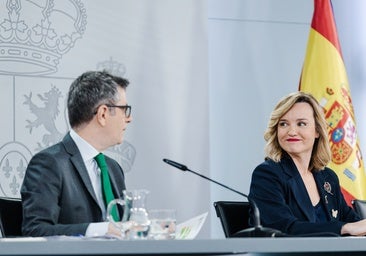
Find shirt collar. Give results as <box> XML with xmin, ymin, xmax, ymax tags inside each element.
<box><xmin>69</xmin><ymin>129</ymin><xmax>100</xmax><ymax>162</ymax></box>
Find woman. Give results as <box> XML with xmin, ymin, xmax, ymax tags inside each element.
<box><xmin>248</xmin><ymin>91</ymin><xmax>366</xmax><ymax>236</ymax></box>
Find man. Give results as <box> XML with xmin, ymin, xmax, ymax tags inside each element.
<box><xmin>21</xmin><ymin>71</ymin><xmax>132</xmax><ymax>237</ymax></box>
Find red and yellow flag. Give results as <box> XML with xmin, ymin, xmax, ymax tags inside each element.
<box><xmin>299</xmin><ymin>0</ymin><xmax>366</xmax><ymax>205</ymax></box>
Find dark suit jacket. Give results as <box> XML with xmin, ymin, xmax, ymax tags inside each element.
<box><xmin>21</xmin><ymin>133</ymin><xmax>126</xmax><ymax>236</ymax></box>
<box><xmin>248</xmin><ymin>155</ymin><xmax>360</xmax><ymax>235</ymax></box>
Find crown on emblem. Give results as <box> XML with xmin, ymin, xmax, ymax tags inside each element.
<box><xmin>97</xmin><ymin>57</ymin><xmax>127</xmax><ymax>77</ymax></box>
<box><xmin>0</xmin><ymin>0</ymin><xmax>87</xmax><ymax>75</ymax></box>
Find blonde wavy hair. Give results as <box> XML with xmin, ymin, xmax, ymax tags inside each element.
<box><xmin>264</xmin><ymin>91</ymin><xmax>331</xmax><ymax>171</ymax></box>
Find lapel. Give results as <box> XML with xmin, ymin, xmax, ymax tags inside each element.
<box><xmin>280</xmin><ymin>156</ymin><xmax>315</xmax><ymax>222</ymax></box>
<box><xmin>62</xmin><ymin>133</ymin><xmax>99</xmax><ymax>206</ymax></box>
<box><xmin>314</xmin><ymin>170</ymin><xmax>335</xmax><ymax>220</ymax></box>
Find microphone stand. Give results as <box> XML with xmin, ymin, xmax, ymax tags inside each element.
<box><xmin>163</xmin><ymin>159</ymin><xmax>283</xmax><ymax>237</ymax></box>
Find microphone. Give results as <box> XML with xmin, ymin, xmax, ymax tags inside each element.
<box><xmin>162</xmin><ymin>158</ymin><xmax>283</xmax><ymax>237</ymax></box>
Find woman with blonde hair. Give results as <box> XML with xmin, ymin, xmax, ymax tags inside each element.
<box><xmin>249</xmin><ymin>91</ymin><xmax>366</xmax><ymax>236</ymax></box>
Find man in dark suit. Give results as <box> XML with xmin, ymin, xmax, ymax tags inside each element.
<box><xmin>21</xmin><ymin>71</ymin><xmax>132</xmax><ymax>237</ymax></box>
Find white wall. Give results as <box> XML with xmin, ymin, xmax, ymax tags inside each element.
<box><xmin>0</xmin><ymin>0</ymin><xmax>211</xmax><ymax>238</ymax></box>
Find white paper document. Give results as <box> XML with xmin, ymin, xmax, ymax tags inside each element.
<box><xmin>175</xmin><ymin>212</ymin><xmax>208</xmax><ymax>239</ymax></box>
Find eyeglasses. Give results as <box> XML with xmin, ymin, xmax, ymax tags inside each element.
<box><xmin>106</xmin><ymin>104</ymin><xmax>132</xmax><ymax>118</ymax></box>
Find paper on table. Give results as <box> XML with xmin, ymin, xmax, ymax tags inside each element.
<box><xmin>0</xmin><ymin>237</ymin><xmax>47</xmax><ymax>242</ymax></box>
<box><xmin>175</xmin><ymin>212</ymin><xmax>208</xmax><ymax>240</ymax></box>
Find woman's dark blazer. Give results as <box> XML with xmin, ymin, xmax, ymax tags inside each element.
<box><xmin>248</xmin><ymin>155</ymin><xmax>360</xmax><ymax>235</ymax></box>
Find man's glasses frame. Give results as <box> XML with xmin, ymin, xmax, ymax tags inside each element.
<box><xmin>105</xmin><ymin>104</ymin><xmax>132</xmax><ymax>118</ymax></box>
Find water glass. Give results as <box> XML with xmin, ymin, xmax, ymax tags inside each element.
<box><xmin>148</xmin><ymin>209</ymin><xmax>176</xmax><ymax>240</ymax></box>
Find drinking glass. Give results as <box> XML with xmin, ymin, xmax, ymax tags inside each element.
<box><xmin>148</xmin><ymin>209</ymin><xmax>176</xmax><ymax>240</ymax></box>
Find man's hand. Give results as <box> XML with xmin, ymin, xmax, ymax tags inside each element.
<box><xmin>106</xmin><ymin>221</ymin><xmax>134</xmax><ymax>238</ymax></box>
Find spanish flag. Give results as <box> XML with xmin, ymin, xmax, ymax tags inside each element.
<box><xmin>299</xmin><ymin>0</ymin><xmax>366</xmax><ymax>205</ymax></box>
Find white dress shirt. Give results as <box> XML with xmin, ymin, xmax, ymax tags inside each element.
<box><xmin>69</xmin><ymin>130</ymin><xmax>109</xmax><ymax>237</ymax></box>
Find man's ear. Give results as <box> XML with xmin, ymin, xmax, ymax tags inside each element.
<box><xmin>95</xmin><ymin>105</ymin><xmax>108</xmax><ymax>126</ymax></box>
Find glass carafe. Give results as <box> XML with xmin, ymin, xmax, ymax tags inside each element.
<box><xmin>107</xmin><ymin>189</ymin><xmax>150</xmax><ymax>239</ymax></box>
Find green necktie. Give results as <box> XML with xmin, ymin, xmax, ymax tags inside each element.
<box><xmin>94</xmin><ymin>153</ymin><xmax>119</xmax><ymax>221</ymax></box>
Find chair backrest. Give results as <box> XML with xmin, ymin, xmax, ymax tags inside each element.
<box><xmin>0</xmin><ymin>197</ymin><xmax>23</xmax><ymax>237</ymax></box>
<box><xmin>352</xmin><ymin>199</ymin><xmax>366</xmax><ymax>219</ymax></box>
<box><xmin>214</xmin><ymin>201</ymin><xmax>250</xmax><ymax>238</ymax></box>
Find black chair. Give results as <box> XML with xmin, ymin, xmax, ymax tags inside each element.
<box><xmin>214</xmin><ymin>201</ymin><xmax>250</xmax><ymax>238</ymax></box>
<box><xmin>352</xmin><ymin>199</ymin><xmax>366</xmax><ymax>219</ymax></box>
<box><xmin>0</xmin><ymin>197</ymin><xmax>23</xmax><ymax>237</ymax></box>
